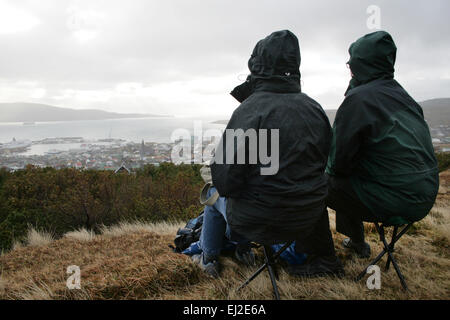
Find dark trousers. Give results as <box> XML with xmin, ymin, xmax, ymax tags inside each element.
<box><xmin>326</xmin><ymin>174</ymin><xmax>377</xmax><ymax>243</ymax></box>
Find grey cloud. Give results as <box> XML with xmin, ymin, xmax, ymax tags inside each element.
<box><xmin>0</xmin><ymin>0</ymin><xmax>449</xmax><ymax>116</ymax></box>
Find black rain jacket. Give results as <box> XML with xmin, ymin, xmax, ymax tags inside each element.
<box><xmin>211</xmin><ymin>30</ymin><xmax>332</xmax><ymax>243</ymax></box>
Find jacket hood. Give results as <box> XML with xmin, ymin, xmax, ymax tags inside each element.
<box><xmin>346</xmin><ymin>31</ymin><xmax>397</xmax><ymax>95</ymax></box>
<box><xmin>231</xmin><ymin>30</ymin><xmax>301</xmax><ymax>102</ymax></box>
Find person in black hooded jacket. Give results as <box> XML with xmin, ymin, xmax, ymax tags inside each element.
<box><xmin>208</xmin><ymin>30</ymin><xmax>344</xmax><ymax>277</ymax></box>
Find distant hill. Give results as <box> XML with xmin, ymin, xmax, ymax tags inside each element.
<box><xmin>420</xmin><ymin>98</ymin><xmax>450</xmax><ymax>127</ymax></box>
<box><xmin>214</xmin><ymin>98</ymin><xmax>450</xmax><ymax>128</ymax></box>
<box><xmin>325</xmin><ymin>98</ymin><xmax>450</xmax><ymax>126</ymax></box>
<box><xmin>0</xmin><ymin>103</ymin><xmax>170</xmax><ymax>123</ymax></box>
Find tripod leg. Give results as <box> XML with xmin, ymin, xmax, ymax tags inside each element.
<box><xmin>378</xmin><ymin>225</ymin><xmax>409</xmax><ymax>291</ymax></box>
<box><xmin>237</xmin><ymin>242</ymin><xmax>293</xmax><ymax>298</ymax></box>
<box><xmin>388</xmin><ymin>251</ymin><xmax>409</xmax><ymax>291</ymax></box>
<box><xmin>264</xmin><ymin>246</ymin><xmax>279</xmax><ymax>280</ymax></box>
<box><xmin>237</xmin><ymin>263</ymin><xmax>268</xmax><ymax>292</ymax></box>
<box><xmin>267</xmin><ymin>263</ymin><xmax>281</xmax><ymax>300</ymax></box>
<box><xmin>385</xmin><ymin>226</ymin><xmax>398</xmax><ymax>271</ymax></box>
<box><xmin>356</xmin><ymin>249</ymin><xmax>387</xmax><ymax>281</ymax></box>
<box><xmin>238</xmin><ymin>245</ymin><xmax>279</xmax><ymax>292</ymax></box>
<box><xmin>356</xmin><ymin>223</ymin><xmax>386</xmax><ymax>282</ymax></box>
<box><xmin>264</xmin><ymin>246</ymin><xmax>281</xmax><ymax>299</ymax></box>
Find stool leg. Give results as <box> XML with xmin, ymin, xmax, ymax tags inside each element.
<box><xmin>264</xmin><ymin>246</ymin><xmax>281</xmax><ymax>299</ymax></box>
<box><xmin>237</xmin><ymin>263</ymin><xmax>268</xmax><ymax>292</ymax></box>
<box><xmin>379</xmin><ymin>225</ymin><xmax>409</xmax><ymax>291</ymax></box>
<box><xmin>389</xmin><ymin>253</ymin><xmax>409</xmax><ymax>291</ymax></box>
<box><xmin>356</xmin><ymin>249</ymin><xmax>387</xmax><ymax>281</ymax></box>
<box><xmin>385</xmin><ymin>226</ymin><xmax>398</xmax><ymax>271</ymax></box>
<box><xmin>356</xmin><ymin>223</ymin><xmax>412</xmax><ymax>291</ymax></box>
<box><xmin>263</xmin><ymin>246</ymin><xmax>279</xmax><ymax>280</ymax></box>
<box><xmin>356</xmin><ymin>223</ymin><xmax>387</xmax><ymax>282</ymax></box>
<box><xmin>267</xmin><ymin>263</ymin><xmax>281</xmax><ymax>300</ymax></box>
<box><xmin>237</xmin><ymin>246</ymin><xmax>278</xmax><ymax>293</ymax></box>
<box><xmin>237</xmin><ymin>241</ymin><xmax>293</xmax><ymax>298</ymax></box>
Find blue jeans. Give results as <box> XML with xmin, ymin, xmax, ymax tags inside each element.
<box><xmin>199</xmin><ymin>187</ymin><xmax>249</xmax><ymax>259</ymax></box>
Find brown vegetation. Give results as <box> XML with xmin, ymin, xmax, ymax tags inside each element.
<box><xmin>0</xmin><ymin>163</ymin><xmax>204</xmax><ymax>251</ymax></box>
<box><xmin>0</xmin><ymin>171</ymin><xmax>449</xmax><ymax>300</ymax></box>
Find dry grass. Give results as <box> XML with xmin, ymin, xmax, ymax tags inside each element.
<box><xmin>1</xmin><ymin>174</ymin><xmax>450</xmax><ymax>300</ymax></box>
<box><xmin>64</xmin><ymin>229</ymin><xmax>96</xmax><ymax>242</ymax></box>
<box><xmin>11</xmin><ymin>241</ymin><xmax>25</xmax><ymax>251</ymax></box>
<box><xmin>0</xmin><ymin>229</ymin><xmax>201</xmax><ymax>300</ymax></box>
<box><xmin>99</xmin><ymin>220</ymin><xmax>183</xmax><ymax>238</ymax></box>
<box><xmin>0</xmin><ymin>276</ymin><xmax>6</xmax><ymax>295</ymax></box>
<box><xmin>15</xmin><ymin>280</ymin><xmax>55</xmax><ymax>300</ymax></box>
<box><xmin>25</xmin><ymin>228</ymin><xmax>54</xmax><ymax>247</ymax></box>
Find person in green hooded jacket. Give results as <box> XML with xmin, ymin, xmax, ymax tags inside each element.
<box><xmin>324</xmin><ymin>31</ymin><xmax>439</xmax><ymax>258</ymax></box>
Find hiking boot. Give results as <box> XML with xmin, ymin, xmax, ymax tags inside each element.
<box><xmin>287</xmin><ymin>254</ymin><xmax>345</xmax><ymax>278</ymax></box>
<box><xmin>192</xmin><ymin>253</ymin><xmax>221</xmax><ymax>278</ymax></box>
<box><xmin>342</xmin><ymin>238</ymin><xmax>371</xmax><ymax>258</ymax></box>
<box><xmin>235</xmin><ymin>244</ymin><xmax>256</xmax><ymax>267</ymax></box>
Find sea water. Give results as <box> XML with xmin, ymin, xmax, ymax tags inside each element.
<box><xmin>0</xmin><ymin>117</ymin><xmax>226</xmax><ymax>156</ymax></box>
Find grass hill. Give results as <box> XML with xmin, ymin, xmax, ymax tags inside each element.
<box><xmin>1</xmin><ymin>172</ymin><xmax>449</xmax><ymax>300</ymax></box>
<box><xmin>0</xmin><ymin>102</ymin><xmax>169</xmax><ymax>123</ymax></box>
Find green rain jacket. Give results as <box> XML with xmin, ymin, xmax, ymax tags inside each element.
<box><xmin>327</xmin><ymin>31</ymin><xmax>439</xmax><ymax>224</ymax></box>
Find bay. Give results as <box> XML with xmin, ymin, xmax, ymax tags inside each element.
<box><xmin>0</xmin><ymin>117</ymin><xmax>226</xmax><ymax>156</ymax></box>
<box><xmin>0</xmin><ymin>117</ymin><xmax>226</xmax><ymax>143</ymax></box>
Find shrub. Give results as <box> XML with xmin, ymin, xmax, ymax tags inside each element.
<box><xmin>0</xmin><ymin>164</ymin><xmax>203</xmax><ymax>251</ymax></box>
<box><xmin>436</xmin><ymin>152</ymin><xmax>450</xmax><ymax>172</ymax></box>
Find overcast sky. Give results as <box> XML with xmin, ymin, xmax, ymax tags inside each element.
<box><xmin>0</xmin><ymin>0</ymin><xmax>449</xmax><ymax>118</ymax></box>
